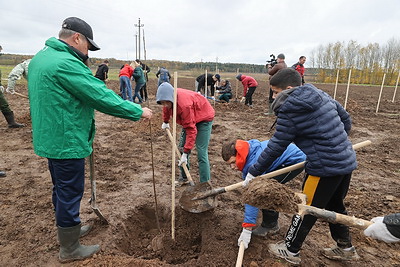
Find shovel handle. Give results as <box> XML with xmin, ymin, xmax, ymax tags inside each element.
<box><xmin>298</xmin><ymin>204</ymin><xmax>373</xmax><ymax>230</ymax></box>
<box><xmin>166</xmin><ymin>128</ymin><xmax>195</xmax><ymax>186</ymax></box>
<box><xmin>235</xmin><ymin>242</ymin><xmax>245</xmax><ymax>267</ymax></box>
<box><xmin>14</xmin><ymin>92</ymin><xmax>29</xmax><ymax>99</ymax></box>
<box><xmin>224</xmin><ymin>140</ymin><xmax>372</xmax><ymax>193</ymax></box>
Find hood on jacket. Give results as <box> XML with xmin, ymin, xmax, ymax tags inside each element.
<box><xmin>156</xmin><ymin>82</ymin><xmax>174</xmax><ymax>104</ymax></box>
<box><xmin>272</xmin><ymin>84</ymin><xmax>324</xmax><ymax>114</ymax></box>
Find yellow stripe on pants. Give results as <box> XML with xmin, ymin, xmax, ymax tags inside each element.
<box><xmin>303</xmin><ymin>175</ymin><xmax>320</xmax><ymax>205</ymax></box>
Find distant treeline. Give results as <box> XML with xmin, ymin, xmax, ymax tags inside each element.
<box><xmin>309</xmin><ymin>38</ymin><xmax>400</xmax><ymax>86</ymax></box>
<box><xmin>0</xmin><ymin>53</ymin><xmax>268</xmax><ymax>74</ymax></box>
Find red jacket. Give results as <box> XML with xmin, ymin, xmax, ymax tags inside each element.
<box><xmin>163</xmin><ymin>89</ymin><xmax>215</xmax><ymax>152</ymax></box>
<box><xmin>119</xmin><ymin>64</ymin><xmax>133</xmax><ymax>78</ymax></box>
<box><xmin>240</xmin><ymin>75</ymin><xmax>258</xmax><ymax>96</ymax></box>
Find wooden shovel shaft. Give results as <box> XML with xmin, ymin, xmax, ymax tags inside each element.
<box><xmin>166</xmin><ymin>128</ymin><xmax>195</xmax><ymax>186</ymax></box>
<box><xmin>224</xmin><ymin>140</ymin><xmax>372</xmax><ymax>193</ymax></box>
<box><xmin>14</xmin><ymin>92</ymin><xmax>29</xmax><ymax>99</ymax></box>
<box><xmin>298</xmin><ymin>204</ymin><xmax>373</xmax><ymax>229</ymax></box>
<box><xmin>89</xmin><ymin>152</ymin><xmax>109</xmax><ymax>224</ymax></box>
<box><xmin>195</xmin><ymin>140</ymin><xmax>372</xmax><ymax>200</ymax></box>
<box><xmin>235</xmin><ymin>242</ymin><xmax>245</xmax><ymax>267</ymax></box>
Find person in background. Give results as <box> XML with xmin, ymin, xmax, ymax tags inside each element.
<box><xmin>156</xmin><ymin>82</ymin><xmax>214</xmax><ymax>184</ymax></box>
<box><xmin>0</xmin><ymin>46</ymin><xmax>24</xmax><ymax>128</ymax></box>
<box><xmin>7</xmin><ymin>59</ymin><xmax>30</xmax><ymax>94</ymax></box>
<box><xmin>292</xmin><ymin>56</ymin><xmax>306</xmax><ymax>85</ymax></box>
<box><xmin>131</xmin><ymin>60</ymin><xmax>145</xmax><ymax>104</ymax></box>
<box><xmin>156</xmin><ymin>67</ymin><xmax>171</xmax><ymax>86</ymax></box>
<box><xmin>119</xmin><ymin>63</ymin><xmax>134</xmax><ymax>101</ymax></box>
<box><xmin>94</xmin><ymin>59</ymin><xmax>109</xmax><ymax>83</ymax></box>
<box><xmin>215</xmin><ymin>79</ymin><xmax>233</xmax><ymax>103</ymax></box>
<box><xmin>195</xmin><ymin>73</ymin><xmax>220</xmax><ymax>96</ymax></box>
<box><xmin>235</xmin><ymin>74</ymin><xmax>258</xmax><ymax>108</ymax></box>
<box><xmin>221</xmin><ymin>138</ymin><xmax>305</xmax><ymax>250</ymax></box>
<box><xmin>28</xmin><ymin>17</ymin><xmax>152</xmax><ymax>263</ymax></box>
<box><xmin>136</xmin><ymin>59</ymin><xmax>150</xmax><ymax>102</ymax></box>
<box><xmin>243</xmin><ymin>68</ymin><xmax>358</xmax><ymax>265</ymax></box>
<box><xmin>266</xmin><ymin>53</ymin><xmax>287</xmax><ymax>115</ymax></box>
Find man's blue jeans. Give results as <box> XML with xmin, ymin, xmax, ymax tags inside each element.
<box><xmin>119</xmin><ymin>76</ymin><xmax>133</xmax><ymax>101</ymax></box>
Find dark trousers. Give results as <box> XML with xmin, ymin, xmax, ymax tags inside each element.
<box><xmin>48</xmin><ymin>158</ymin><xmax>85</xmax><ymax>227</ymax></box>
<box><xmin>140</xmin><ymin>83</ymin><xmax>148</xmax><ymax>101</ymax></box>
<box><xmin>245</xmin><ymin>86</ymin><xmax>256</xmax><ymax>105</ymax></box>
<box><xmin>285</xmin><ymin>173</ymin><xmax>353</xmax><ymax>253</ymax></box>
<box><xmin>268</xmin><ymin>87</ymin><xmax>274</xmax><ymax>103</ymax></box>
<box><xmin>261</xmin><ymin>167</ymin><xmax>304</xmax><ymax>227</ymax></box>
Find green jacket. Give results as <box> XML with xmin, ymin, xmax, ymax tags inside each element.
<box><xmin>29</xmin><ymin>37</ymin><xmax>144</xmax><ymax>159</ymax></box>
<box><xmin>132</xmin><ymin>66</ymin><xmax>146</xmax><ymax>84</ymax></box>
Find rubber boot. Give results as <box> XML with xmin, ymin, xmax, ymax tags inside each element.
<box><xmin>80</xmin><ymin>224</ymin><xmax>92</xmax><ymax>237</ymax></box>
<box><xmin>58</xmin><ymin>223</ymin><xmax>100</xmax><ymax>263</ymax></box>
<box><xmin>3</xmin><ymin>111</ymin><xmax>25</xmax><ymax>128</ymax></box>
<box><xmin>0</xmin><ymin>171</ymin><xmax>6</xmax><ymax>177</ymax></box>
<box><xmin>264</xmin><ymin>102</ymin><xmax>274</xmax><ymax>116</ymax></box>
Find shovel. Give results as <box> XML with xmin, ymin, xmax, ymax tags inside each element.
<box><xmin>89</xmin><ymin>151</ymin><xmax>109</xmax><ymax>224</ymax></box>
<box><xmin>180</xmin><ymin>140</ymin><xmax>371</xmax><ymax>213</ymax></box>
<box><xmin>165</xmin><ymin>128</ymin><xmax>195</xmax><ymax>186</ymax></box>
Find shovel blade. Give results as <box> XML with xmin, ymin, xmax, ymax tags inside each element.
<box><xmin>179</xmin><ymin>182</ymin><xmax>218</xmax><ymax>213</ymax></box>
<box><xmin>92</xmin><ymin>206</ymin><xmax>109</xmax><ymax>224</ymax></box>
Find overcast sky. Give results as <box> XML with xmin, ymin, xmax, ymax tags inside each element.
<box><xmin>1</xmin><ymin>0</ymin><xmax>399</xmax><ymax>66</ymax></box>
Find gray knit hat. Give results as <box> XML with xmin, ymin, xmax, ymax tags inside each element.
<box><xmin>156</xmin><ymin>82</ymin><xmax>174</xmax><ymax>104</ymax></box>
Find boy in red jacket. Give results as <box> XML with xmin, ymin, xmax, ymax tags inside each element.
<box><xmin>156</xmin><ymin>82</ymin><xmax>215</xmax><ymax>184</ymax></box>
<box><xmin>236</xmin><ymin>74</ymin><xmax>258</xmax><ymax>107</ymax></box>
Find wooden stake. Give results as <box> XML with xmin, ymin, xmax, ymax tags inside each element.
<box><xmin>171</xmin><ymin>72</ymin><xmax>178</xmax><ymax>241</ymax></box>
<box><xmin>392</xmin><ymin>70</ymin><xmax>400</xmax><ymax>102</ymax></box>
<box><xmin>205</xmin><ymin>69</ymin><xmax>208</xmax><ymax>97</ymax></box>
<box><xmin>333</xmin><ymin>69</ymin><xmax>340</xmax><ymax>100</ymax></box>
<box><xmin>376</xmin><ymin>73</ymin><xmax>386</xmax><ymax>114</ymax></box>
<box><xmin>235</xmin><ymin>68</ymin><xmax>239</xmax><ymax>101</ymax></box>
<box><xmin>344</xmin><ymin>69</ymin><xmax>351</xmax><ymax>110</ymax></box>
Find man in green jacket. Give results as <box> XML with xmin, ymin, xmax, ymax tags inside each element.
<box><xmin>28</xmin><ymin>17</ymin><xmax>152</xmax><ymax>263</ymax></box>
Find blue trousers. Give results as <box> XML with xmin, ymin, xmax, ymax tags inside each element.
<box><xmin>48</xmin><ymin>158</ymin><xmax>85</xmax><ymax>227</ymax></box>
<box><xmin>119</xmin><ymin>76</ymin><xmax>133</xmax><ymax>101</ymax></box>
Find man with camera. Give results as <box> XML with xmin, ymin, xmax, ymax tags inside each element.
<box><xmin>266</xmin><ymin>53</ymin><xmax>287</xmax><ymax>115</ymax></box>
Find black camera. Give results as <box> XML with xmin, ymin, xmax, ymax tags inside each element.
<box><xmin>266</xmin><ymin>54</ymin><xmax>277</xmax><ymax>67</ymax></box>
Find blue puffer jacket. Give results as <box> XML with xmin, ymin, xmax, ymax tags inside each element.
<box><xmin>249</xmin><ymin>84</ymin><xmax>357</xmax><ymax>178</ymax></box>
<box><xmin>243</xmin><ymin>140</ymin><xmax>305</xmax><ymax>225</ymax></box>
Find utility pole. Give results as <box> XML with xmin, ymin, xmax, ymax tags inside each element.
<box><xmin>215</xmin><ymin>56</ymin><xmax>218</xmax><ymax>73</ymax></box>
<box><xmin>134</xmin><ymin>18</ymin><xmax>144</xmax><ymax>60</ymax></box>
<box><xmin>135</xmin><ymin>33</ymin><xmax>138</xmax><ymax>59</ymax></box>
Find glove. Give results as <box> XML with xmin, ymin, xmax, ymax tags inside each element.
<box><xmin>161</xmin><ymin>122</ymin><xmax>170</xmax><ymax>129</ymax></box>
<box><xmin>364</xmin><ymin>216</ymin><xmax>400</xmax><ymax>243</ymax></box>
<box><xmin>6</xmin><ymin>87</ymin><xmax>15</xmax><ymax>94</ymax></box>
<box><xmin>243</xmin><ymin>173</ymin><xmax>255</xmax><ymax>187</ymax></box>
<box><xmin>215</xmin><ymin>90</ymin><xmax>220</xmax><ymax>94</ymax></box>
<box><xmin>240</xmin><ymin>96</ymin><xmax>246</xmax><ymax>103</ymax></box>
<box><xmin>0</xmin><ymin>86</ymin><xmax>4</xmax><ymax>93</ymax></box>
<box><xmin>238</xmin><ymin>228</ymin><xmax>252</xmax><ymax>249</ymax></box>
<box><xmin>178</xmin><ymin>153</ymin><xmax>188</xmax><ymax>166</ymax></box>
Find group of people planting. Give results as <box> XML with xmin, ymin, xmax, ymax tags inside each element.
<box><xmin>2</xmin><ymin>16</ymin><xmax>399</xmax><ymax>265</ymax></box>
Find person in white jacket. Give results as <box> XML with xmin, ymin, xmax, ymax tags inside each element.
<box><xmin>7</xmin><ymin>59</ymin><xmax>30</xmax><ymax>94</ymax></box>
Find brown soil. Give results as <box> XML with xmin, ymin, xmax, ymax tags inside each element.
<box><xmin>1</xmin><ymin>76</ymin><xmax>399</xmax><ymax>267</ymax></box>
<box><xmin>243</xmin><ymin>178</ymin><xmax>302</xmax><ymax>214</ymax></box>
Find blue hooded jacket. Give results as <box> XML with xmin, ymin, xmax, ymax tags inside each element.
<box><xmin>249</xmin><ymin>84</ymin><xmax>357</xmax><ymax>178</ymax></box>
<box><xmin>242</xmin><ymin>139</ymin><xmax>305</xmax><ymax>225</ymax></box>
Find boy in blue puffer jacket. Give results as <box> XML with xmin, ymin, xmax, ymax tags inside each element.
<box><xmin>221</xmin><ymin>139</ymin><xmax>305</xmax><ymax>250</ymax></box>
<box><xmin>244</xmin><ymin>68</ymin><xmax>359</xmax><ymax>265</ymax></box>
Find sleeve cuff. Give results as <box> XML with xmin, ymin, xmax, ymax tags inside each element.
<box><xmin>242</xmin><ymin>222</ymin><xmax>256</xmax><ymax>228</ymax></box>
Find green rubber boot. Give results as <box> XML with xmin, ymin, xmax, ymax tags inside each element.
<box><xmin>58</xmin><ymin>223</ymin><xmax>100</xmax><ymax>263</ymax></box>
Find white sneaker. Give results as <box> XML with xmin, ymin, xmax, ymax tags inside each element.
<box><xmin>268</xmin><ymin>240</ymin><xmax>301</xmax><ymax>265</ymax></box>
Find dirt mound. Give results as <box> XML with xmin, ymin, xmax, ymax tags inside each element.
<box><xmin>243</xmin><ymin>178</ymin><xmax>302</xmax><ymax>214</ymax></box>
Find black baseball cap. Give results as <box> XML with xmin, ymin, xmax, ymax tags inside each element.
<box><xmin>62</xmin><ymin>17</ymin><xmax>100</xmax><ymax>51</ymax></box>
